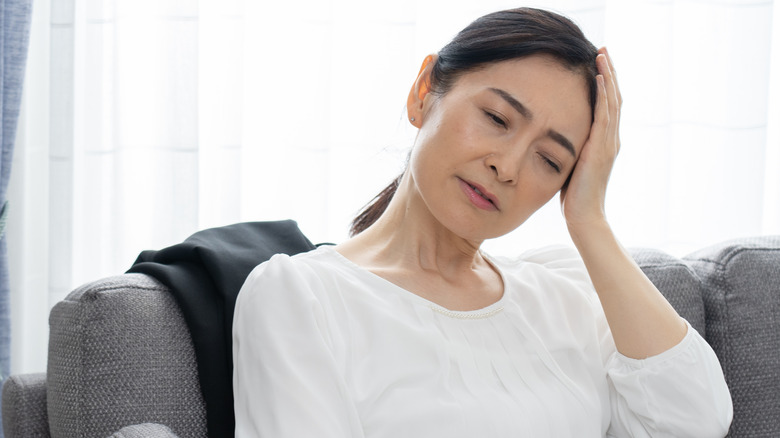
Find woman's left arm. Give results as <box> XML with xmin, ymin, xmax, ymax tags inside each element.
<box><xmin>561</xmin><ymin>47</ymin><xmax>687</xmax><ymax>359</ymax></box>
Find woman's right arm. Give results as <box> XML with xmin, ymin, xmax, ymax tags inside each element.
<box><xmin>232</xmin><ymin>254</ymin><xmax>364</xmax><ymax>437</ymax></box>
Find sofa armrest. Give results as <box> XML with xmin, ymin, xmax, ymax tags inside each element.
<box><xmin>2</xmin><ymin>373</ymin><xmax>50</xmax><ymax>438</ymax></box>
<box><xmin>108</xmin><ymin>423</ymin><xmax>180</xmax><ymax>438</ymax></box>
<box><xmin>46</xmin><ymin>274</ymin><xmax>207</xmax><ymax>437</ymax></box>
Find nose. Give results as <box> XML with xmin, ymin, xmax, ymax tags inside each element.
<box><xmin>485</xmin><ymin>147</ymin><xmax>523</xmax><ymax>184</ymax></box>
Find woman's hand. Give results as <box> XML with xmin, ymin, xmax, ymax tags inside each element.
<box><xmin>560</xmin><ymin>47</ymin><xmax>622</xmax><ymax>233</ymax></box>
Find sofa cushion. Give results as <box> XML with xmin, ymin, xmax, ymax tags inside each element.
<box><xmin>46</xmin><ymin>274</ymin><xmax>207</xmax><ymax>438</ymax></box>
<box><xmin>685</xmin><ymin>236</ymin><xmax>780</xmax><ymax>438</ymax></box>
<box><xmin>630</xmin><ymin>248</ymin><xmax>706</xmax><ymax>335</ymax></box>
<box><xmin>109</xmin><ymin>423</ymin><xmax>180</xmax><ymax>438</ymax></box>
<box><xmin>1</xmin><ymin>373</ymin><xmax>50</xmax><ymax>437</ymax></box>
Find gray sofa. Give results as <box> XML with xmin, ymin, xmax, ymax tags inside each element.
<box><xmin>3</xmin><ymin>236</ymin><xmax>779</xmax><ymax>437</ymax></box>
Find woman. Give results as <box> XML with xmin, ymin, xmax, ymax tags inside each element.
<box><xmin>233</xmin><ymin>7</ymin><xmax>733</xmax><ymax>437</ymax></box>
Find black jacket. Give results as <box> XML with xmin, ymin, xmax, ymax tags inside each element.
<box><xmin>128</xmin><ymin>220</ymin><xmax>316</xmax><ymax>437</ymax></box>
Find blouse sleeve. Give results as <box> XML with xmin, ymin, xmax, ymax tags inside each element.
<box><xmin>604</xmin><ymin>320</ymin><xmax>733</xmax><ymax>437</ymax></box>
<box><xmin>232</xmin><ymin>254</ymin><xmax>364</xmax><ymax>438</ymax></box>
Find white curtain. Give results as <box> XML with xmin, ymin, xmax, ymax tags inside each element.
<box><xmin>8</xmin><ymin>0</ymin><xmax>779</xmax><ymax>373</ymax></box>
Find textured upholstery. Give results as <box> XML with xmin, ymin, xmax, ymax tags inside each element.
<box><xmin>631</xmin><ymin>248</ymin><xmax>706</xmax><ymax>335</ymax></box>
<box><xmin>1</xmin><ymin>373</ymin><xmax>49</xmax><ymax>437</ymax></box>
<box><xmin>108</xmin><ymin>423</ymin><xmax>180</xmax><ymax>438</ymax></box>
<box><xmin>685</xmin><ymin>237</ymin><xmax>780</xmax><ymax>438</ymax></box>
<box><xmin>46</xmin><ymin>274</ymin><xmax>206</xmax><ymax>438</ymax></box>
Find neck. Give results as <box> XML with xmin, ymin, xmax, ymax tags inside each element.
<box><xmin>343</xmin><ymin>173</ymin><xmax>488</xmax><ymax>278</ymax></box>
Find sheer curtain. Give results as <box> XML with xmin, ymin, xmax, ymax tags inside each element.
<box><xmin>8</xmin><ymin>0</ymin><xmax>778</xmax><ymax>373</ymax></box>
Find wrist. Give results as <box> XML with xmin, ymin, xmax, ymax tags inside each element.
<box><xmin>567</xmin><ymin>217</ymin><xmax>612</xmax><ymax>248</ymax></box>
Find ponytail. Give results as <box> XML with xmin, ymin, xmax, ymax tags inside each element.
<box><xmin>349</xmin><ymin>174</ymin><xmax>402</xmax><ymax>236</ymax></box>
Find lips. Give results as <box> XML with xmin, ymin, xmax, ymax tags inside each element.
<box><xmin>458</xmin><ymin>178</ymin><xmax>500</xmax><ymax>211</ymax></box>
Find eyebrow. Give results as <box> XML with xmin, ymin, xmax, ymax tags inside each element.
<box><xmin>488</xmin><ymin>87</ymin><xmax>577</xmax><ymax>158</ymax></box>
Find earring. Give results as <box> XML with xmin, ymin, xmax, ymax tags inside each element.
<box><xmin>410</xmin><ymin>117</ymin><xmax>416</xmax><ymax>122</ymax></box>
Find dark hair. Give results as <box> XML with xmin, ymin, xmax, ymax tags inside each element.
<box><xmin>350</xmin><ymin>7</ymin><xmax>599</xmax><ymax>236</ymax></box>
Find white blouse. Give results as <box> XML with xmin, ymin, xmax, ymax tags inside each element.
<box><xmin>232</xmin><ymin>245</ymin><xmax>733</xmax><ymax>437</ymax></box>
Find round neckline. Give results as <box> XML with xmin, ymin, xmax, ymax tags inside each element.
<box><xmin>318</xmin><ymin>245</ymin><xmax>510</xmax><ymax>318</ymax></box>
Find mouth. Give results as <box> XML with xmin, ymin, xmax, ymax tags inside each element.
<box><xmin>458</xmin><ymin>178</ymin><xmax>500</xmax><ymax>211</ymax></box>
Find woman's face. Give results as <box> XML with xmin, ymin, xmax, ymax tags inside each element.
<box><xmin>408</xmin><ymin>54</ymin><xmax>592</xmax><ymax>241</ymax></box>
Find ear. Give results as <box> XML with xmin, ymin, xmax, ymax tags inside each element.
<box><xmin>406</xmin><ymin>54</ymin><xmax>437</xmax><ymax>128</ymax></box>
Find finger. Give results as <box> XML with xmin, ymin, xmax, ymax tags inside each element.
<box><xmin>602</xmin><ymin>47</ymin><xmax>616</xmax><ymax>76</ymax></box>
<box><xmin>588</xmin><ymin>74</ymin><xmax>609</xmax><ymax>144</ymax></box>
<box><xmin>597</xmin><ymin>54</ymin><xmax>619</xmax><ymax>121</ymax></box>
<box><xmin>601</xmin><ymin>48</ymin><xmax>623</xmax><ymax>108</ymax></box>
<box><xmin>600</xmin><ymin>49</ymin><xmax>622</xmax><ymax>154</ymax></box>
<box><xmin>596</xmin><ymin>52</ymin><xmax>621</xmax><ymax>156</ymax></box>
<box><xmin>593</xmin><ymin>73</ymin><xmax>621</xmax><ymax>161</ymax></box>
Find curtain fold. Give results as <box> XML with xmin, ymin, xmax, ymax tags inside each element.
<box><xmin>0</xmin><ymin>0</ymin><xmax>34</xmax><ymax>434</ymax></box>
<box><xmin>6</xmin><ymin>0</ymin><xmax>778</xmax><ymax>375</ymax></box>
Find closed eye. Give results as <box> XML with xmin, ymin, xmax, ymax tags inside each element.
<box><xmin>540</xmin><ymin>154</ymin><xmax>561</xmax><ymax>173</ymax></box>
<box><xmin>483</xmin><ymin>110</ymin><xmax>508</xmax><ymax>129</ymax></box>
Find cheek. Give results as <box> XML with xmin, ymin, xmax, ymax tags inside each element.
<box><xmin>510</xmin><ymin>179</ymin><xmax>561</xmax><ymax>217</ymax></box>
<box><xmin>409</xmin><ymin>115</ymin><xmax>472</xmax><ymax>180</ymax></box>
<box><xmin>528</xmin><ymin>191</ymin><xmax>557</xmax><ymax>214</ymax></box>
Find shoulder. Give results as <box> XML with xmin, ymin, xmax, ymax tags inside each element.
<box><xmin>237</xmin><ymin>246</ymin><xmax>340</xmax><ymax>308</ymax></box>
<box><xmin>488</xmin><ymin>245</ymin><xmax>600</xmax><ymax>310</ymax></box>
<box><xmin>246</xmin><ymin>244</ymin><xmax>344</xmax><ymax>281</ymax></box>
<box><xmin>490</xmin><ymin>247</ymin><xmax>608</xmax><ymax>349</ymax></box>
<box><xmin>489</xmin><ymin>245</ymin><xmax>591</xmax><ymax>285</ymax></box>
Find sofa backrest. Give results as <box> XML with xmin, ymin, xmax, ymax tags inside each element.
<box><xmin>46</xmin><ymin>273</ymin><xmax>208</xmax><ymax>438</ymax></box>
<box><xmin>685</xmin><ymin>237</ymin><xmax>780</xmax><ymax>438</ymax></box>
<box><xmin>631</xmin><ymin>248</ymin><xmax>707</xmax><ymax>335</ymax></box>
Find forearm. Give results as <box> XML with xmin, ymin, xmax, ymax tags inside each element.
<box><xmin>568</xmin><ymin>220</ymin><xmax>687</xmax><ymax>359</ymax></box>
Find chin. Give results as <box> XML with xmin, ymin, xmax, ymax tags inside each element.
<box><xmin>430</xmin><ymin>203</ymin><xmax>529</xmax><ymax>243</ymax></box>
<box><xmin>446</xmin><ymin>220</ymin><xmax>519</xmax><ymax>243</ymax></box>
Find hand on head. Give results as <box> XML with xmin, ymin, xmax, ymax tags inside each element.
<box><xmin>560</xmin><ymin>47</ymin><xmax>622</xmax><ymax>232</ymax></box>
